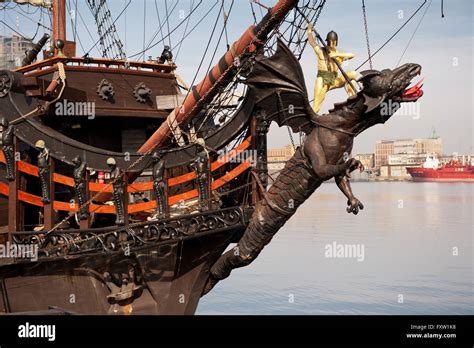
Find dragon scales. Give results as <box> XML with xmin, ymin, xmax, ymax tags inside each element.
<box><xmin>203</xmin><ymin>41</ymin><xmax>423</xmax><ymax>295</ymax></box>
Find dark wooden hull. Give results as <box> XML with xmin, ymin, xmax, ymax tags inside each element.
<box><xmin>0</xmin><ymin>223</ymin><xmax>245</xmax><ymax>315</ymax></box>
<box><xmin>0</xmin><ymin>58</ymin><xmax>256</xmax><ymax>315</ymax></box>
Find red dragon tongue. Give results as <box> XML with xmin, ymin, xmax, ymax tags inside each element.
<box><xmin>402</xmin><ymin>78</ymin><xmax>424</xmax><ymax>99</ymax></box>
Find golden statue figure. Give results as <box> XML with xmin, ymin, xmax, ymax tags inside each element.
<box><xmin>307</xmin><ymin>23</ymin><xmax>358</xmax><ymax>113</ymax></box>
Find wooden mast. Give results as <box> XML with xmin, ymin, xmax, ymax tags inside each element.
<box><xmin>52</xmin><ymin>0</ymin><xmax>66</xmax><ymax>48</ymax></box>
<box><xmin>137</xmin><ymin>0</ymin><xmax>298</xmax><ymax>154</ymax></box>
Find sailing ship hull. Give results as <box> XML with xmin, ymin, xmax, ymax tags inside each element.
<box><xmin>0</xmin><ymin>66</ymin><xmax>256</xmax><ymax>315</ymax></box>
<box><xmin>0</xmin><ymin>216</ymin><xmax>247</xmax><ymax>315</ymax></box>
<box><xmin>0</xmin><ymin>0</ymin><xmax>299</xmax><ymax>316</ymax></box>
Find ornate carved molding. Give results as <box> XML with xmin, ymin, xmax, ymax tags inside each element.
<box><xmin>11</xmin><ymin>207</ymin><xmax>248</xmax><ymax>261</ymax></box>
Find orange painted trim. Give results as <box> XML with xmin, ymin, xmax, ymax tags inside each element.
<box><xmin>53</xmin><ymin>173</ymin><xmax>75</xmax><ymax>187</ymax></box>
<box><xmin>18</xmin><ymin>161</ymin><xmax>39</xmax><ymax>177</ymax></box>
<box><xmin>167</xmin><ymin>136</ymin><xmax>252</xmax><ymax>187</ymax></box>
<box><xmin>89</xmin><ymin>182</ymin><xmax>113</xmax><ymax>193</ymax></box>
<box><xmin>54</xmin><ymin>200</ymin><xmax>76</xmax><ymax>212</ymax></box>
<box><xmin>127</xmin><ymin>182</ymin><xmax>154</xmax><ymax>192</ymax></box>
<box><xmin>18</xmin><ymin>190</ymin><xmax>44</xmax><ymax>207</ymax></box>
<box><xmin>210</xmin><ymin>137</ymin><xmax>252</xmax><ymax>172</ymax></box>
<box><xmin>89</xmin><ymin>204</ymin><xmax>114</xmax><ymax>214</ymax></box>
<box><xmin>1</xmin><ymin>137</ymin><xmax>252</xmax><ymax>194</ymax></box>
<box><xmin>169</xmin><ymin>189</ymin><xmax>199</xmax><ymax>206</ymax></box>
<box><xmin>211</xmin><ymin>161</ymin><xmax>252</xmax><ymax>190</ymax></box>
<box><xmin>168</xmin><ymin>171</ymin><xmax>196</xmax><ymax>187</ymax></box>
<box><xmin>0</xmin><ymin>182</ymin><xmax>9</xmax><ymax>196</ymax></box>
<box><xmin>128</xmin><ymin>201</ymin><xmax>156</xmax><ymax>214</ymax></box>
<box><xmin>0</xmin><ymin>150</ymin><xmax>252</xmax><ymax>215</ymax></box>
<box><xmin>167</xmin><ymin>160</ymin><xmax>252</xmax><ymax>206</ymax></box>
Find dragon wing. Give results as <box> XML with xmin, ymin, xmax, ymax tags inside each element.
<box><xmin>244</xmin><ymin>39</ymin><xmax>315</xmax><ymax>134</ymax></box>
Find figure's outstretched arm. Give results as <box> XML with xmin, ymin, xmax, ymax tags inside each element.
<box><xmin>329</xmin><ymin>51</ymin><xmax>355</xmax><ymax>60</ymax></box>
<box><xmin>307</xmin><ymin>24</ymin><xmax>321</xmax><ymax>54</ymax></box>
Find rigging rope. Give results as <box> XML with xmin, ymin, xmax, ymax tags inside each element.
<box><xmin>355</xmin><ymin>0</ymin><xmax>428</xmax><ymax>71</ymax></box>
<box><xmin>174</xmin><ymin>0</ymin><xmax>195</xmax><ymax>63</ymax></box>
<box><xmin>39</xmin><ymin>0</ymin><xmax>301</xmax><ymax>235</ymax></box>
<box><xmin>361</xmin><ymin>0</ymin><xmax>373</xmax><ymax>69</ymax></box>
<box><xmin>84</xmin><ymin>0</ymin><xmax>130</xmax><ymax>58</ymax></box>
<box><xmin>164</xmin><ymin>0</ymin><xmax>173</xmax><ymax>48</ymax></box>
<box><xmin>143</xmin><ymin>0</ymin><xmax>177</xmax><ymax>55</ymax></box>
<box><xmin>8</xmin><ymin>6</ymin><xmax>51</xmax><ymax>31</ymax></box>
<box><xmin>171</xmin><ymin>1</ymin><xmax>215</xmax><ymax>61</ymax></box>
<box><xmin>222</xmin><ymin>0</ymin><xmax>230</xmax><ymax>50</ymax></box>
<box><xmin>142</xmin><ymin>0</ymin><xmax>146</xmax><ymax>61</ymax></box>
<box><xmin>74</xmin><ymin>0</ymin><xmax>78</xmax><ymax>41</ymax></box>
<box><xmin>194</xmin><ymin>0</ymin><xmax>236</xmax><ymax>135</ymax></box>
<box><xmin>396</xmin><ymin>0</ymin><xmax>432</xmax><ymax>67</ymax></box>
<box><xmin>276</xmin><ymin>0</ymin><xmax>326</xmax><ymax>60</ymax></box>
<box><xmin>168</xmin><ymin>0</ymin><xmax>224</xmax><ymax>144</ymax></box>
<box><xmin>66</xmin><ymin>0</ymin><xmax>86</xmax><ymax>53</ymax></box>
<box><xmin>128</xmin><ymin>0</ymin><xmax>203</xmax><ymax>59</ymax></box>
<box><xmin>86</xmin><ymin>0</ymin><xmax>126</xmax><ymax>60</ymax></box>
<box><xmin>249</xmin><ymin>0</ymin><xmax>258</xmax><ymax>24</ymax></box>
<box><xmin>10</xmin><ymin>62</ymin><xmax>67</xmax><ymax>125</ymax></box>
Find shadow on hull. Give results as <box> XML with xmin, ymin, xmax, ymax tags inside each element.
<box><xmin>0</xmin><ymin>222</ymin><xmax>245</xmax><ymax>315</ymax></box>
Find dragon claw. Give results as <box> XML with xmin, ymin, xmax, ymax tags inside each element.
<box><xmin>346</xmin><ymin>198</ymin><xmax>364</xmax><ymax>215</ymax></box>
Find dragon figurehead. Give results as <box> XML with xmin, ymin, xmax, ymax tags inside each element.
<box><xmin>361</xmin><ymin>63</ymin><xmax>423</xmax><ymax>105</ymax></box>
<box><xmin>352</xmin><ymin>63</ymin><xmax>423</xmax><ymax>126</ymax></box>
<box><xmin>203</xmin><ymin>41</ymin><xmax>424</xmax><ymax>295</ymax></box>
<box><xmin>316</xmin><ymin>62</ymin><xmax>424</xmax><ymax>139</ymax></box>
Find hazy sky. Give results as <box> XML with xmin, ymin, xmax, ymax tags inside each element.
<box><xmin>2</xmin><ymin>0</ymin><xmax>472</xmax><ymax>155</ymax></box>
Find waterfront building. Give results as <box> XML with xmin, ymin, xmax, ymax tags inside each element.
<box><xmin>0</xmin><ymin>34</ymin><xmax>35</xmax><ymax>70</ymax></box>
<box><xmin>267</xmin><ymin>144</ymin><xmax>296</xmax><ymax>172</ymax></box>
<box><xmin>375</xmin><ymin>137</ymin><xmax>443</xmax><ymax>169</ymax></box>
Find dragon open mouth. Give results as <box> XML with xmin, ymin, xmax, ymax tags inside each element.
<box><xmin>401</xmin><ymin>78</ymin><xmax>424</xmax><ymax>101</ymax></box>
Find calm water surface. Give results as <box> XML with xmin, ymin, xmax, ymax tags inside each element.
<box><xmin>197</xmin><ymin>182</ymin><xmax>473</xmax><ymax>314</ymax></box>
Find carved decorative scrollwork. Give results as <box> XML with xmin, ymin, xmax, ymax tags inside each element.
<box><xmin>97</xmin><ymin>79</ymin><xmax>115</xmax><ymax>101</ymax></box>
<box><xmin>152</xmin><ymin>153</ymin><xmax>166</xmax><ymax>218</ymax></box>
<box><xmin>36</xmin><ymin>144</ymin><xmax>51</xmax><ymax>204</ymax></box>
<box><xmin>12</xmin><ymin>207</ymin><xmax>246</xmax><ymax>261</ymax></box>
<box><xmin>193</xmin><ymin>144</ymin><xmax>211</xmax><ymax>212</ymax></box>
<box><xmin>0</xmin><ymin>118</ymin><xmax>15</xmax><ymax>181</ymax></box>
<box><xmin>72</xmin><ymin>156</ymin><xmax>88</xmax><ymax>220</ymax></box>
<box><xmin>133</xmin><ymin>82</ymin><xmax>152</xmax><ymax>103</ymax></box>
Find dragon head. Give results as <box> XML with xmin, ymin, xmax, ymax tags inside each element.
<box><xmin>358</xmin><ymin>63</ymin><xmax>423</xmax><ymax>113</ymax></box>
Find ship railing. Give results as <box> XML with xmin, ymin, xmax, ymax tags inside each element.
<box><xmin>0</xmin><ymin>136</ymin><xmax>253</xmax><ymax>240</ymax></box>
<box><xmin>15</xmin><ymin>56</ymin><xmax>177</xmax><ymax>75</ymax></box>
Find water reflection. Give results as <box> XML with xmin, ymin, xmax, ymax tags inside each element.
<box><xmin>198</xmin><ymin>182</ymin><xmax>473</xmax><ymax>315</ymax></box>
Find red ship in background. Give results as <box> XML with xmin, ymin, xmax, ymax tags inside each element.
<box><xmin>407</xmin><ymin>154</ymin><xmax>474</xmax><ymax>182</ymax></box>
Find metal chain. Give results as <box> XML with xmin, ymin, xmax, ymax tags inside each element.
<box><xmin>362</xmin><ymin>0</ymin><xmax>373</xmax><ymax>69</ymax></box>
<box><xmin>287</xmin><ymin>126</ymin><xmax>296</xmax><ymax>151</ymax></box>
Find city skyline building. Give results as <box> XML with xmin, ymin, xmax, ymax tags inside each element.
<box><xmin>375</xmin><ymin>137</ymin><xmax>443</xmax><ymax>169</ymax></box>
<box><xmin>0</xmin><ymin>34</ymin><xmax>35</xmax><ymax>70</ymax></box>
